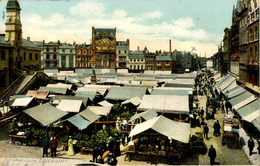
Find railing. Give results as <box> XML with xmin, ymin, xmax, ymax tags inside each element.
<box><xmin>0</xmin><ymin>71</ymin><xmax>26</xmax><ymax>100</ymax></box>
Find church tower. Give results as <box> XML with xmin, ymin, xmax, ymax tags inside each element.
<box><xmin>5</xmin><ymin>0</ymin><xmax>22</xmax><ymax>47</ymax></box>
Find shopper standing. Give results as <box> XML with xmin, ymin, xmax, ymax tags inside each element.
<box><xmin>208</xmin><ymin>145</ymin><xmax>216</xmax><ymax>165</ymax></box>
<box><xmin>248</xmin><ymin>137</ymin><xmax>255</xmax><ymax>156</ymax></box>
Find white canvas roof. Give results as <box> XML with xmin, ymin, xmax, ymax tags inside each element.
<box><xmin>117</xmin><ymin>69</ymin><xmax>128</xmax><ymax>74</ymax></box>
<box><xmin>167</xmin><ymin>78</ymin><xmax>194</xmax><ymax>85</ymax></box>
<box><xmin>138</xmin><ymin>95</ymin><xmax>189</xmax><ymax>114</ymax></box>
<box><xmin>154</xmin><ymin>71</ymin><xmax>172</xmax><ymax>75</ymax></box>
<box><xmin>232</xmin><ymin>95</ymin><xmax>257</xmax><ymax>110</ymax></box>
<box><xmin>87</xmin><ymin>106</ymin><xmax>111</xmax><ymax>116</ymax></box>
<box><xmin>121</xmin><ymin>97</ymin><xmax>142</xmax><ymax>106</ymax></box>
<box><xmin>46</xmin><ymin>83</ymin><xmax>73</xmax><ymax>90</ymax></box>
<box><xmin>56</xmin><ymin>99</ymin><xmax>83</xmax><ymax>112</ymax></box>
<box><xmin>129</xmin><ymin>116</ymin><xmax>190</xmax><ymax>143</ymax></box>
<box><xmin>98</xmin><ymin>100</ymin><xmax>114</xmax><ymax>107</ymax></box>
<box><xmin>11</xmin><ymin>97</ymin><xmax>34</xmax><ymax>107</ymax></box>
<box><xmin>243</xmin><ymin>110</ymin><xmax>260</xmax><ymax>122</ymax></box>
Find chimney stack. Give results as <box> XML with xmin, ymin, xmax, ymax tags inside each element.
<box><xmin>169</xmin><ymin>39</ymin><xmax>172</xmax><ymax>53</ymax></box>
<box><xmin>27</xmin><ymin>36</ymin><xmax>30</xmax><ymax>41</ymax></box>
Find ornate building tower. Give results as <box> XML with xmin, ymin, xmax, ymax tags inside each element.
<box><xmin>5</xmin><ymin>0</ymin><xmax>22</xmax><ymax>47</ymax></box>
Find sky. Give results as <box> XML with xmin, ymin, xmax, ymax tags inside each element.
<box><xmin>0</xmin><ymin>0</ymin><xmax>237</xmax><ymax>57</ymax></box>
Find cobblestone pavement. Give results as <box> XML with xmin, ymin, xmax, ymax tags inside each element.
<box><xmin>0</xmin><ymin>95</ymin><xmax>253</xmax><ymax>165</ymax></box>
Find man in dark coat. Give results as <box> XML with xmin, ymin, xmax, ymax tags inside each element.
<box><xmin>248</xmin><ymin>137</ymin><xmax>255</xmax><ymax>156</ymax></box>
<box><xmin>208</xmin><ymin>145</ymin><xmax>216</xmax><ymax>165</ymax></box>
<box><xmin>108</xmin><ymin>137</ymin><xmax>115</xmax><ymax>153</ymax></box>
<box><xmin>42</xmin><ymin>137</ymin><xmax>50</xmax><ymax>157</ymax></box>
<box><xmin>213</xmin><ymin>120</ymin><xmax>220</xmax><ymax>136</ymax></box>
<box><xmin>204</xmin><ymin>124</ymin><xmax>209</xmax><ymax>139</ymax></box>
<box><xmin>49</xmin><ymin>137</ymin><xmax>58</xmax><ymax>157</ymax></box>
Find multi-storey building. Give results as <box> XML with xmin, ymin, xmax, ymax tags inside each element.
<box><xmin>155</xmin><ymin>55</ymin><xmax>173</xmax><ymax>72</ymax></box>
<box><xmin>0</xmin><ymin>0</ymin><xmax>41</xmax><ymax>87</ymax></box>
<box><xmin>222</xmin><ymin>28</ymin><xmax>231</xmax><ymax>75</ymax></box>
<box><xmin>230</xmin><ymin>4</ymin><xmax>240</xmax><ymax>78</ymax></box>
<box><xmin>92</xmin><ymin>27</ymin><xmax>116</xmax><ymax>68</ymax></box>
<box><xmin>116</xmin><ymin>40</ymin><xmax>129</xmax><ymax>68</ymax></box>
<box><xmin>59</xmin><ymin>43</ymin><xmax>75</xmax><ymax>69</ymax></box>
<box><xmin>42</xmin><ymin>41</ymin><xmax>59</xmax><ymax>69</ymax></box>
<box><xmin>75</xmin><ymin>44</ymin><xmax>94</xmax><ymax>68</ymax></box>
<box><xmin>128</xmin><ymin>54</ymin><xmax>145</xmax><ymax>72</ymax></box>
<box><xmin>246</xmin><ymin>0</ymin><xmax>259</xmax><ymax>90</ymax></box>
<box><xmin>144</xmin><ymin>53</ymin><xmax>155</xmax><ymax>70</ymax></box>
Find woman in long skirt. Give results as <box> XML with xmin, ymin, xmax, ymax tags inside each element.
<box><xmin>68</xmin><ymin>136</ymin><xmax>74</xmax><ymax>156</ymax></box>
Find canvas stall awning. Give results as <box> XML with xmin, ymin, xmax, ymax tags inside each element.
<box><xmin>38</xmin><ymin>86</ymin><xmax>68</xmax><ymax>95</ymax></box>
<box><xmin>129</xmin><ymin>116</ymin><xmax>190</xmax><ymax>143</ymax></box>
<box><xmin>217</xmin><ymin>74</ymin><xmax>230</xmax><ymax>85</ymax></box>
<box><xmin>75</xmin><ymin>91</ymin><xmax>97</xmax><ymax>101</ymax></box>
<box><xmin>11</xmin><ymin>97</ymin><xmax>34</xmax><ymax>107</ymax></box>
<box><xmin>80</xmin><ymin>85</ymin><xmax>115</xmax><ymax>95</ymax></box>
<box><xmin>236</xmin><ymin>99</ymin><xmax>260</xmax><ymax>119</ymax></box>
<box><xmin>141</xmin><ymin>81</ymin><xmax>158</xmax><ymax>87</ymax></box>
<box><xmin>105</xmin><ymin>87</ymin><xmax>148</xmax><ymax>101</ymax></box>
<box><xmin>56</xmin><ymin>99</ymin><xmax>83</xmax><ymax>112</ymax></box>
<box><xmin>222</xmin><ymin>81</ymin><xmax>238</xmax><ymax>95</ymax></box>
<box><xmin>229</xmin><ymin>92</ymin><xmax>257</xmax><ymax>110</ymax></box>
<box><xmin>138</xmin><ymin>95</ymin><xmax>189</xmax><ymax>114</ymax></box>
<box><xmin>252</xmin><ymin>116</ymin><xmax>260</xmax><ymax>132</ymax></box>
<box><xmin>151</xmin><ymin>89</ymin><xmax>189</xmax><ymax>96</ymax></box>
<box><xmin>24</xmin><ymin>103</ymin><xmax>68</xmax><ymax>126</ymax></box>
<box><xmin>80</xmin><ymin>76</ymin><xmax>91</xmax><ymax>84</ymax></box>
<box><xmin>154</xmin><ymin>71</ymin><xmax>172</xmax><ymax>75</ymax></box>
<box><xmin>225</xmin><ymin>86</ymin><xmax>246</xmax><ymax>99</ymax></box>
<box><xmin>26</xmin><ymin>90</ymin><xmax>49</xmax><ymax>100</ymax></box>
<box><xmin>121</xmin><ymin>97</ymin><xmax>141</xmax><ymax>106</ymax></box>
<box><xmin>153</xmin><ymin>87</ymin><xmax>193</xmax><ymax>94</ymax></box>
<box><xmin>65</xmin><ymin>114</ymin><xmax>92</xmax><ymax>130</ymax></box>
<box><xmin>213</xmin><ymin>72</ymin><xmax>221</xmax><ymax>80</ymax></box>
<box><xmin>243</xmin><ymin>110</ymin><xmax>260</xmax><ymax>122</ymax></box>
<box><xmin>79</xmin><ymin>108</ymin><xmax>101</xmax><ymax>122</ymax></box>
<box><xmin>164</xmin><ymin>83</ymin><xmax>194</xmax><ymax>88</ymax></box>
<box><xmin>128</xmin><ymin>109</ymin><xmax>158</xmax><ymax>123</ymax></box>
<box><xmin>144</xmin><ymin>70</ymin><xmax>154</xmax><ymax>74</ymax></box>
<box><xmin>98</xmin><ymin>100</ymin><xmax>114</xmax><ymax>107</ymax></box>
<box><xmin>177</xmin><ymin>73</ymin><xmax>196</xmax><ymax>79</ymax></box>
<box><xmin>117</xmin><ymin>69</ymin><xmax>129</xmax><ymax>74</ymax></box>
<box><xmin>54</xmin><ymin>95</ymin><xmax>90</xmax><ymax>107</ymax></box>
<box><xmin>218</xmin><ymin>75</ymin><xmax>236</xmax><ymax>91</ymax></box>
<box><xmin>46</xmin><ymin>83</ymin><xmax>73</xmax><ymax>90</ymax></box>
<box><xmin>86</xmin><ymin>106</ymin><xmax>111</xmax><ymax>116</ymax></box>
<box><xmin>167</xmin><ymin>78</ymin><xmax>195</xmax><ymax>85</ymax></box>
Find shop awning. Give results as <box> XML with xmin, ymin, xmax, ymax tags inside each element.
<box><xmin>46</xmin><ymin>83</ymin><xmax>73</xmax><ymax>90</ymax></box>
<box><xmin>75</xmin><ymin>91</ymin><xmax>97</xmax><ymax>101</ymax></box>
<box><xmin>54</xmin><ymin>95</ymin><xmax>90</xmax><ymax>107</ymax></box>
<box><xmin>56</xmin><ymin>99</ymin><xmax>83</xmax><ymax>112</ymax></box>
<box><xmin>153</xmin><ymin>87</ymin><xmax>193</xmax><ymax>94</ymax></box>
<box><xmin>217</xmin><ymin>74</ymin><xmax>230</xmax><ymax>85</ymax></box>
<box><xmin>98</xmin><ymin>100</ymin><xmax>114</xmax><ymax>107</ymax></box>
<box><xmin>138</xmin><ymin>95</ymin><xmax>189</xmax><ymax>114</ymax></box>
<box><xmin>105</xmin><ymin>87</ymin><xmax>148</xmax><ymax>101</ymax></box>
<box><xmin>141</xmin><ymin>81</ymin><xmax>158</xmax><ymax>87</ymax></box>
<box><xmin>79</xmin><ymin>109</ymin><xmax>101</xmax><ymax>122</ymax></box>
<box><xmin>236</xmin><ymin>99</ymin><xmax>260</xmax><ymax>118</ymax></box>
<box><xmin>242</xmin><ymin>110</ymin><xmax>260</xmax><ymax>122</ymax></box>
<box><xmin>129</xmin><ymin>116</ymin><xmax>190</xmax><ymax>143</ymax></box>
<box><xmin>24</xmin><ymin>103</ymin><xmax>68</xmax><ymax>126</ymax></box>
<box><xmin>151</xmin><ymin>89</ymin><xmax>189</xmax><ymax>96</ymax></box>
<box><xmin>252</xmin><ymin>117</ymin><xmax>260</xmax><ymax>132</ymax></box>
<box><xmin>121</xmin><ymin>97</ymin><xmax>141</xmax><ymax>106</ymax></box>
<box><xmin>225</xmin><ymin>86</ymin><xmax>246</xmax><ymax>99</ymax></box>
<box><xmin>229</xmin><ymin>91</ymin><xmax>257</xmax><ymax>110</ymax></box>
<box><xmin>38</xmin><ymin>86</ymin><xmax>68</xmax><ymax>95</ymax></box>
<box><xmin>11</xmin><ymin>97</ymin><xmax>34</xmax><ymax>107</ymax></box>
<box><xmin>86</xmin><ymin>106</ymin><xmax>111</xmax><ymax>116</ymax></box>
<box><xmin>220</xmin><ymin>77</ymin><xmax>236</xmax><ymax>92</ymax></box>
<box><xmin>213</xmin><ymin>72</ymin><xmax>221</xmax><ymax>80</ymax></box>
<box><xmin>218</xmin><ymin>75</ymin><xmax>236</xmax><ymax>91</ymax></box>
<box><xmin>128</xmin><ymin>109</ymin><xmax>158</xmax><ymax>123</ymax></box>
<box><xmin>26</xmin><ymin>90</ymin><xmax>49</xmax><ymax>100</ymax></box>
<box><xmin>164</xmin><ymin>83</ymin><xmax>194</xmax><ymax>88</ymax></box>
<box><xmin>65</xmin><ymin>114</ymin><xmax>92</xmax><ymax>130</ymax></box>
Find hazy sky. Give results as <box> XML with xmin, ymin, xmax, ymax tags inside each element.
<box><xmin>0</xmin><ymin>0</ymin><xmax>237</xmax><ymax>57</ymax></box>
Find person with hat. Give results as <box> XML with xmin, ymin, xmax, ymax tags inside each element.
<box><xmin>42</xmin><ymin>136</ymin><xmax>49</xmax><ymax>157</ymax></box>
<box><xmin>49</xmin><ymin>136</ymin><xmax>58</xmax><ymax>157</ymax></box>
<box><xmin>208</xmin><ymin>145</ymin><xmax>216</xmax><ymax>165</ymax></box>
<box><xmin>68</xmin><ymin>136</ymin><xmax>74</xmax><ymax>156</ymax></box>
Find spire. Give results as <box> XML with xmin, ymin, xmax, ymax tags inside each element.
<box><xmin>6</xmin><ymin>0</ymin><xmax>21</xmax><ymax>10</ymax></box>
<box><xmin>236</xmin><ymin>0</ymin><xmax>240</xmax><ymax>13</ymax></box>
<box><xmin>232</xmin><ymin>5</ymin><xmax>236</xmax><ymax>19</ymax></box>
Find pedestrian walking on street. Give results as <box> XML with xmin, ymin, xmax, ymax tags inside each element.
<box><xmin>200</xmin><ymin>119</ymin><xmax>205</xmax><ymax>134</ymax></box>
<box><xmin>248</xmin><ymin>137</ymin><xmax>255</xmax><ymax>156</ymax></box>
<box><xmin>213</xmin><ymin>120</ymin><xmax>221</xmax><ymax>136</ymax></box>
<box><xmin>68</xmin><ymin>136</ymin><xmax>75</xmax><ymax>156</ymax></box>
<box><xmin>42</xmin><ymin>136</ymin><xmax>49</xmax><ymax>157</ymax></box>
<box><xmin>208</xmin><ymin>145</ymin><xmax>216</xmax><ymax>165</ymax></box>
<box><xmin>49</xmin><ymin>136</ymin><xmax>58</xmax><ymax>157</ymax></box>
<box><xmin>204</xmin><ymin>124</ymin><xmax>209</xmax><ymax>139</ymax></box>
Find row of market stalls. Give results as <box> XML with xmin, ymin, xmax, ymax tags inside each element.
<box><xmin>2</xmin><ymin>69</ymin><xmax>199</xmax><ymax>164</ymax></box>
<box><xmin>213</xmin><ymin>73</ymin><xmax>259</xmax><ymax>141</ymax></box>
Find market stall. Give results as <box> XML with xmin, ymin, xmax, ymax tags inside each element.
<box><xmin>222</xmin><ymin>117</ymin><xmax>240</xmax><ymax>148</ymax></box>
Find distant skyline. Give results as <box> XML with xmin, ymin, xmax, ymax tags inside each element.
<box><xmin>0</xmin><ymin>0</ymin><xmax>237</xmax><ymax>57</ymax></box>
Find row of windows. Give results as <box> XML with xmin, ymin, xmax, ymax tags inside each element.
<box><xmin>249</xmin><ymin>46</ymin><xmax>259</xmax><ymax>60</ymax></box>
<box><xmin>61</xmin><ymin>49</ymin><xmax>74</xmax><ymax>53</ymax></box>
<box><xmin>129</xmin><ymin>65</ymin><xmax>144</xmax><ymax>70</ymax></box>
<box><xmin>24</xmin><ymin>52</ymin><xmax>39</xmax><ymax>61</ymax></box>
<box><xmin>46</xmin><ymin>54</ymin><xmax>57</xmax><ymax>60</ymax></box>
<box><xmin>46</xmin><ymin>47</ymin><xmax>58</xmax><ymax>52</ymax></box>
<box><xmin>77</xmin><ymin>50</ymin><xmax>93</xmax><ymax>55</ymax></box>
<box><xmin>77</xmin><ymin>62</ymin><xmax>93</xmax><ymax>68</ymax></box>
<box><xmin>76</xmin><ymin>56</ymin><xmax>92</xmax><ymax>61</ymax></box>
<box><xmin>117</xmin><ymin>50</ymin><xmax>128</xmax><ymax>55</ymax></box>
<box><xmin>129</xmin><ymin>59</ymin><xmax>144</xmax><ymax>62</ymax></box>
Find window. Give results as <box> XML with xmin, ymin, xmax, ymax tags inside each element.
<box><xmin>83</xmin><ymin>51</ymin><xmax>87</xmax><ymax>55</ymax></box>
<box><xmin>137</xmin><ymin>59</ymin><xmax>139</xmax><ymax>62</ymax></box>
<box><xmin>255</xmin><ymin>46</ymin><xmax>258</xmax><ymax>59</ymax></box>
<box><xmin>62</xmin><ymin>49</ymin><xmax>65</xmax><ymax>53</ymax></box>
<box><xmin>89</xmin><ymin>57</ymin><xmax>92</xmax><ymax>61</ymax></box>
<box><xmin>70</xmin><ymin>49</ymin><xmax>73</xmax><ymax>53</ymax></box>
<box><xmin>8</xmin><ymin>32</ymin><xmax>11</xmax><ymax>41</ymax></box>
<box><xmin>96</xmin><ymin>54</ymin><xmax>100</xmax><ymax>59</ymax></box>
<box><xmin>77</xmin><ymin>63</ymin><xmax>81</xmax><ymax>68</ymax></box>
<box><xmin>134</xmin><ymin>65</ymin><xmax>136</xmax><ymax>69</ymax></box>
<box><xmin>134</xmin><ymin>59</ymin><xmax>136</xmax><ymax>62</ymax></box>
<box><xmin>141</xmin><ymin>59</ymin><xmax>143</xmax><ymax>62</ymax></box>
<box><xmin>83</xmin><ymin>63</ymin><xmax>87</xmax><ymax>67</ymax></box>
<box><xmin>130</xmin><ymin>65</ymin><xmax>132</xmax><ymax>69</ymax></box>
<box><xmin>83</xmin><ymin>57</ymin><xmax>86</xmax><ymax>61</ymax></box>
<box><xmin>46</xmin><ymin>48</ymin><xmax>49</xmax><ymax>52</ymax></box>
<box><xmin>110</xmin><ymin>54</ymin><xmax>114</xmax><ymax>58</ymax></box>
<box><xmin>118</xmin><ymin>50</ymin><xmax>121</xmax><ymax>54</ymax></box>
<box><xmin>141</xmin><ymin>65</ymin><xmax>143</xmax><ymax>69</ymax></box>
<box><xmin>250</xmin><ymin>47</ymin><xmax>253</xmax><ymax>59</ymax></box>
<box><xmin>89</xmin><ymin>51</ymin><xmax>92</xmax><ymax>55</ymax></box>
<box><xmin>46</xmin><ymin>61</ymin><xmax>50</xmax><ymax>68</ymax></box>
<box><xmin>54</xmin><ymin>47</ymin><xmax>57</xmax><ymax>52</ymax></box>
<box><xmin>46</xmin><ymin>54</ymin><xmax>50</xmax><ymax>59</ymax></box>
<box><xmin>53</xmin><ymin>61</ymin><xmax>57</xmax><ymax>67</ymax></box>
<box><xmin>23</xmin><ymin>52</ymin><xmax>26</xmax><ymax>61</ymax></box>
<box><xmin>137</xmin><ymin>65</ymin><xmax>139</xmax><ymax>70</ymax></box>
<box><xmin>35</xmin><ymin>53</ymin><xmax>38</xmax><ymax>60</ymax></box>
<box><xmin>249</xmin><ymin>29</ymin><xmax>253</xmax><ymax>41</ymax></box>
<box><xmin>1</xmin><ymin>51</ymin><xmax>5</xmax><ymax>60</ymax></box>
<box><xmin>61</xmin><ymin>55</ymin><xmax>66</xmax><ymax>61</ymax></box>
<box><xmin>89</xmin><ymin>63</ymin><xmax>92</xmax><ymax>67</ymax></box>
<box><xmin>53</xmin><ymin>54</ymin><xmax>57</xmax><ymax>59</ymax></box>
<box><xmin>69</xmin><ymin>55</ymin><xmax>73</xmax><ymax>61</ymax></box>
<box><xmin>77</xmin><ymin>50</ymin><xmax>81</xmax><ymax>55</ymax></box>
<box><xmin>124</xmin><ymin>50</ymin><xmax>127</xmax><ymax>54</ymax></box>
<box><xmin>29</xmin><ymin>53</ymin><xmax>32</xmax><ymax>60</ymax></box>
<box><xmin>77</xmin><ymin>56</ymin><xmax>81</xmax><ymax>61</ymax></box>
<box><xmin>157</xmin><ymin>62</ymin><xmax>161</xmax><ymax>65</ymax></box>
